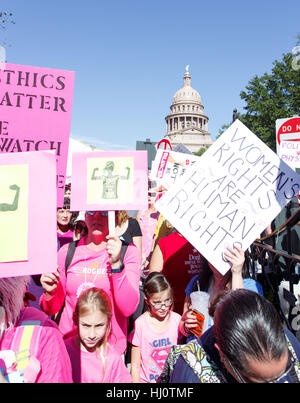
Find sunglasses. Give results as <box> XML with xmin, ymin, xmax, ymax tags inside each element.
<box><xmin>86</xmin><ymin>211</ymin><xmax>108</xmax><ymax>217</ymax></box>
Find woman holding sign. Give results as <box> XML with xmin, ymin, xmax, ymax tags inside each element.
<box><xmin>40</xmin><ymin>210</ymin><xmax>141</xmax><ymax>355</ymax></box>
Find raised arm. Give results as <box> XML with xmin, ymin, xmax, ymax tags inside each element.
<box><xmin>107</xmin><ymin>238</ymin><xmax>141</xmax><ymax>317</ymax></box>
<box><xmin>149</xmin><ymin>244</ymin><xmax>164</xmax><ymax>273</ymax></box>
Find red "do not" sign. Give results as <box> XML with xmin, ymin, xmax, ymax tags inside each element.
<box><xmin>276</xmin><ymin>117</ymin><xmax>300</xmax><ymax>149</ymax></box>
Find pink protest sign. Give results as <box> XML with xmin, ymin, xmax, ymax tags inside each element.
<box><xmin>71</xmin><ymin>151</ymin><xmax>148</xmax><ymax>211</ymax></box>
<box><xmin>0</xmin><ymin>150</ymin><xmax>57</xmax><ymax>278</ymax></box>
<box><xmin>0</xmin><ymin>63</ymin><xmax>75</xmax><ymax>206</ymax></box>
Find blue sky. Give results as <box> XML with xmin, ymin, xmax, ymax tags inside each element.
<box><xmin>1</xmin><ymin>0</ymin><xmax>299</xmax><ymax>150</ymax></box>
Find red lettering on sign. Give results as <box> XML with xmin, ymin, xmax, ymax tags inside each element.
<box><xmin>277</xmin><ymin>117</ymin><xmax>300</xmax><ymax>145</ymax></box>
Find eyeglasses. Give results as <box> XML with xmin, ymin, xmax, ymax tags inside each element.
<box><xmin>86</xmin><ymin>211</ymin><xmax>108</xmax><ymax>216</ymax></box>
<box><xmin>148</xmin><ymin>298</ymin><xmax>173</xmax><ymax>309</ymax></box>
<box><xmin>225</xmin><ymin>351</ymin><xmax>294</xmax><ymax>383</ymax></box>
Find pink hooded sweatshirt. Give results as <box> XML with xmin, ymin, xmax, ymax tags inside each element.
<box><xmin>0</xmin><ymin>307</ymin><xmax>72</xmax><ymax>383</ymax></box>
<box><xmin>40</xmin><ymin>237</ymin><xmax>141</xmax><ymax>354</ymax></box>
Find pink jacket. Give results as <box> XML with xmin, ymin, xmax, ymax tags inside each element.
<box><xmin>40</xmin><ymin>238</ymin><xmax>141</xmax><ymax>354</ymax></box>
<box><xmin>0</xmin><ymin>307</ymin><xmax>72</xmax><ymax>383</ymax></box>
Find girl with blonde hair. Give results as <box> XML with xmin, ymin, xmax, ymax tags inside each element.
<box><xmin>65</xmin><ymin>287</ymin><xmax>131</xmax><ymax>383</ymax></box>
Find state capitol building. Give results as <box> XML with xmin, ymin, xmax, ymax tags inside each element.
<box><xmin>164</xmin><ymin>66</ymin><xmax>213</xmax><ymax>153</ymax></box>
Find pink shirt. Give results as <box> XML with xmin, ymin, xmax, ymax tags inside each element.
<box><xmin>40</xmin><ymin>237</ymin><xmax>141</xmax><ymax>354</ymax></box>
<box><xmin>0</xmin><ymin>307</ymin><xmax>72</xmax><ymax>383</ymax></box>
<box><xmin>132</xmin><ymin>311</ymin><xmax>181</xmax><ymax>383</ymax></box>
<box><xmin>57</xmin><ymin>229</ymin><xmax>74</xmax><ymax>248</ymax></box>
<box><xmin>65</xmin><ymin>336</ymin><xmax>132</xmax><ymax>383</ymax></box>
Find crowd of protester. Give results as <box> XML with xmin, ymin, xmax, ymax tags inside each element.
<box><xmin>0</xmin><ymin>181</ymin><xmax>299</xmax><ymax>384</ymax></box>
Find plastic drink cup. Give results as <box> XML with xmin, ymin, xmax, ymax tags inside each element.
<box><xmin>190</xmin><ymin>291</ymin><xmax>210</xmax><ymax>336</ymax></box>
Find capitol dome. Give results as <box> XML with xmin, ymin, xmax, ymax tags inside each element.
<box><xmin>172</xmin><ymin>67</ymin><xmax>203</xmax><ymax>107</ymax></box>
<box><xmin>164</xmin><ymin>66</ymin><xmax>213</xmax><ymax>153</ymax></box>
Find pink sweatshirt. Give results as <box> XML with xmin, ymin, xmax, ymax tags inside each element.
<box><xmin>65</xmin><ymin>336</ymin><xmax>132</xmax><ymax>383</ymax></box>
<box><xmin>0</xmin><ymin>307</ymin><xmax>72</xmax><ymax>383</ymax></box>
<box><xmin>40</xmin><ymin>237</ymin><xmax>141</xmax><ymax>354</ymax></box>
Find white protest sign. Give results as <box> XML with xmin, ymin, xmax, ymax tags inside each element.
<box><xmin>155</xmin><ymin>120</ymin><xmax>300</xmax><ymax>275</ymax></box>
<box><xmin>150</xmin><ymin>148</ymin><xmax>199</xmax><ymax>189</ymax></box>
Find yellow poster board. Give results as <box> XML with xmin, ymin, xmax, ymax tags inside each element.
<box><xmin>86</xmin><ymin>157</ymin><xmax>134</xmax><ymax>205</ymax></box>
<box><xmin>0</xmin><ymin>164</ymin><xmax>28</xmax><ymax>263</ymax></box>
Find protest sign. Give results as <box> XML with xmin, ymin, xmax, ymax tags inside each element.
<box><xmin>0</xmin><ymin>150</ymin><xmax>57</xmax><ymax>278</ymax></box>
<box><xmin>70</xmin><ymin>151</ymin><xmax>148</xmax><ymax>212</ymax></box>
<box><xmin>276</xmin><ymin>117</ymin><xmax>300</xmax><ymax>170</ymax></box>
<box><xmin>0</xmin><ymin>63</ymin><xmax>75</xmax><ymax>206</ymax></box>
<box><xmin>150</xmin><ymin>148</ymin><xmax>199</xmax><ymax>189</ymax></box>
<box><xmin>278</xmin><ymin>140</ymin><xmax>300</xmax><ymax>170</ymax></box>
<box><xmin>155</xmin><ymin>120</ymin><xmax>300</xmax><ymax>275</ymax></box>
<box><xmin>0</xmin><ymin>164</ymin><xmax>28</xmax><ymax>263</ymax></box>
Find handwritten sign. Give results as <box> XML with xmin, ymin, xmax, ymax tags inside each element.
<box><xmin>150</xmin><ymin>148</ymin><xmax>199</xmax><ymax>189</ymax></box>
<box><xmin>0</xmin><ymin>63</ymin><xmax>75</xmax><ymax>206</ymax></box>
<box><xmin>278</xmin><ymin>140</ymin><xmax>300</xmax><ymax>170</ymax></box>
<box><xmin>71</xmin><ymin>151</ymin><xmax>148</xmax><ymax>211</ymax></box>
<box><xmin>0</xmin><ymin>151</ymin><xmax>57</xmax><ymax>278</ymax></box>
<box><xmin>155</xmin><ymin>120</ymin><xmax>300</xmax><ymax>275</ymax></box>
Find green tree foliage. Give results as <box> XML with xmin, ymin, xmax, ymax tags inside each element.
<box><xmin>193</xmin><ymin>145</ymin><xmax>211</xmax><ymax>156</ymax></box>
<box><xmin>239</xmin><ymin>52</ymin><xmax>300</xmax><ymax>151</ymax></box>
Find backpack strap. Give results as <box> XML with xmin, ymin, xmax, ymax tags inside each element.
<box><xmin>53</xmin><ymin>240</ymin><xmax>79</xmax><ymax>325</ymax></box>
<box><xmin>120</xmin><ymin>239</ymin><xmax>129</xmax><ymax>262</ymax></box>
<box><xmin>110</xmin><ymin>240</ymin><xmax>129</xmax><ymax>274</ymax></box>
<box><xmin>65</xmin><ymin>240</ymin><xmax>80</xmax><ymax>274</ymax></box>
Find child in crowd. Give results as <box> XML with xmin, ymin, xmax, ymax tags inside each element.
<box><xmin>64</xmin><ymin>287</ymin><xmax>131</xmax><ymax>383</ymax></box>
<box><xmin>131</xmin><ymin>272</ymin><xmax>182</xmax><ymax>383</ymax></box>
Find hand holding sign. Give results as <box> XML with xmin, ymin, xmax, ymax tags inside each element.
<box><xmin>40</xmin><ymin>269</ymin><xmax>60</xmax><ymax>298</ymax></box>
<box><xmin>223</xmin><ymin>245</ymin><xmax>245</xmax><ymax>273</ymax></box>
<box><xmin>106</xmin><ymin>235</ymin><xmax>122</xmax><ymax>267</ymax></box>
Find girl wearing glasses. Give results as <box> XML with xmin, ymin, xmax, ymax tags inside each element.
<box><xmin>131</xmin><ymin>272</ymin><xmax>182</xmax><ymax>383</ymax></box>
<box><xmin>40</xmin><ymin>210</ymin><xmax>141</xmax><ymax>356</ymax></box>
